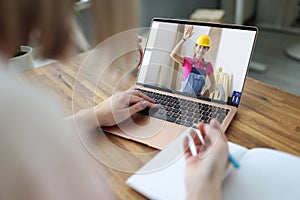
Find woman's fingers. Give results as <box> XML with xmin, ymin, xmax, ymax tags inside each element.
<box><xmin>184</xmin><ymin>136</ymin><xmax>193</xmax><ymax>159</ymax></box>
<box><xmin>115</xmin><ymin>89</ymin><xmax>154</xmax><ymax>105</ymax></box>
<box><xmin>184</xmin><ymin>129</ymin><xmax>203</xmax><ymax>160</ymax></box>
<box><xmin>124</xmin><ymin>89</ymin><xmax>155</xmax><ymax>103</ymax></box>
<box><xmin>210</xmin><ymin>119</ymin><xmax>221</xmax><ymax>129</ymax></box>
<box><xmin>127</xmin><ymin>101</ymin><xmax>149</xmax><ymax>115</ymax></box>
<box><xmin>198</xmin><ymin>123</ymin><xmax>206</xmax><ymax>139</ymax></box>
<box><xmin>208</xmin><ymin>119</ymin><xmax>224</xmax><ymax>140</ymax></box>
<box><xmin>127</xmin><ymin>94</ymin><xmax>156</xmax><ymax>109</ymax></box>
<box><xmin>186</xmin><ymin>26</ymin><xmax>194</xmax><ymax>38</ymax></box>
<box><xmin>189</xmin><ymin>129</ymin><xmax>202</xmax><ymax>154</ymax></box>
<box><xmin>132</xmin><ymin>90</ymin><xmax>155</xmax><ymax>103</ymax></box>
<box><xmin>127</xmin><ymin>95</ymin><xmax>147</xmax><ymax>105</ymax></box>
<box><xmin>210</xmin><ymin>119</ymin><xmax>228</xmax><ymax>141</ymax></box>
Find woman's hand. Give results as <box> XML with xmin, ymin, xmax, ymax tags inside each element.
<box><xmin>95</xmin><ymin>89</ymin><xmax>156</xmax><ymax>127</ymax></box>
<box><xmin>184</xmin><ymin>119</ymin><xmax>229</xmax><ymax>200</ymax></box>
<box><xmin>183</xmin><ymin>26</ymin><xmax>194</xmax><ymax>40</ymax></box>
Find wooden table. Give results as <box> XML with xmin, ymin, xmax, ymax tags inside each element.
<box><xmin>19</xmin><ymin>51</ymin><xmax>300</xmax><ymax>199</ymax></box>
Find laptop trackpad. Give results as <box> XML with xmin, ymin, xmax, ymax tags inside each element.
<box><xmin>104</xmin><ymin>113</ymin><xmax>186</xmax><ymax>149</ymax></box>
<box><xmin>117</xmin><ymin>113</ymin><xmax>166</xmax><ymax>139</ymax></box>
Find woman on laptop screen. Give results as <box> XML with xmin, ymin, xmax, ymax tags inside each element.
<box><xmin>170</xmin><ymin>26</ymin><xmax>215</xmax><ymax>98</ymax></box>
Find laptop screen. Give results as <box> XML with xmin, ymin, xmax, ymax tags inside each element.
<box><xmin>136</xmin><ymin>18</ymin><xmax>257</xmax><ymax>107</ymax></box>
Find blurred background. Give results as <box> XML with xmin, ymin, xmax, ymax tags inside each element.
<box><xmin>73</xmin><ymin>0</ymin><xmax>300</xmax><ymax>96</ymax></box>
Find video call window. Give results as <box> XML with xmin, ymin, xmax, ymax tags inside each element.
<box><xmin>137</xmin><ymin>20</ymin><xmax>256</xmax><ymax>107</ymax></box>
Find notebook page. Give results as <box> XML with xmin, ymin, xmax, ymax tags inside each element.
<box><xmin>126</xmin><ymin>131</ymin><xmax>187</xmax><ymax>200</ymax></box>
<box><xmin>126</xmin><ymin>129</ymin><xmax>248</xmax><ymax>200</ymax></box>
<box><xmin>222</xmin><ymin>148</ymin><xmax>300</xmax><ymax>200</ymax></box>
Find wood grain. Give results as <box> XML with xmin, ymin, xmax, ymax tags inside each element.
<box><xmin>19</xmin><ymin>51</ymin><xmax>300</xmax><ymax>199</ymax></box>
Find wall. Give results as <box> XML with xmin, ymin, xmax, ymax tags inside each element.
<box><xmin>221</xmin><ymin>0</ymin><xmax>256</xmax><ymax>24</ymax></box>
<box><xmin>215</xmin><ymin>29</ymin><xmax>256</xmax><ymax>94</ymax></box>
<box><xmin>138</xmin><ymin>22</ymin><xmax>179</xmax><ymax>88</ymax></box>
<box><xmin>75</xmin><ymin>0</ymin><xmax>220</xmax><ymax>47</ymax></box>
<box><xmin>138</xmin><ymin>0</ymin><xmax>219</xmax><ymax>27</ymax></box>
<box><xmin>256</xmin><ymin>0</ymin><xmax>298</xmax><ymax>27</ymax></box>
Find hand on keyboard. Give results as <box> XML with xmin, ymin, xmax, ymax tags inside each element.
<box><xmin>94</xmin><ymin>89</ymin><xmax>156</xmax><ymax>127</ymax></box>
<box><xmin>136</xmin><ymin>88</ymin><xmax>229</xmax><ymax>127</ymax></box>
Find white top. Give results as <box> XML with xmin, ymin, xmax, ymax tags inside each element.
<box><xmin>0</xmin><ymin>60</ymin><xmax>113</xmax><ymax>199</ymax></box>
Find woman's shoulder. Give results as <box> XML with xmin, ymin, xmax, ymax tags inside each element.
<box><xmin>0</xmin><ymin>69</ymin><xmax>67</xmax><ymax>137</ymax></box>
<box><xmin>183</xmin><ymin>57</ymin><xmax>193</xmax><ymax>66</ymax></box>
<box><xmin>204</xmin><ymin>61</ymin><xmax>214</xmax><ymax>73</ymax></box>
<box><xmin>205</xmin><ymin>61</ymin><xmax>213</xmax><ymax>67</ymax></box>
<box><xmin>0</xmin><ymin>71</ymin><xmax>113</xmax><ymax>200</ymax></box>
<box><xmin>183</xmin><ymin>56</ymin><xmax>193</xmax><ymax>62</ymax></box>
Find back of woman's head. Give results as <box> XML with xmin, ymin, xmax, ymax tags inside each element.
<box><xmin>0</xmin><ymin>0</ymin><xmax>73</xmax><ymax>59</ymax></box>
<box><xmin>0</xmin><ymin>0</ymin><xmax>139</xmax><ymax>60</ymax></box>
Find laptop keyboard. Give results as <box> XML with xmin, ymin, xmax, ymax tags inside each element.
<box><xmin>136</xmin><ymin>88</ymin><xmax>230</xmax><ymax>127</ymax></box>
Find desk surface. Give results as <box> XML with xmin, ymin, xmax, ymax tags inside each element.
<box><xmin>19</xmin><ymin>51</ymin><xmax>300</xmax><ymax>199</ymax></box>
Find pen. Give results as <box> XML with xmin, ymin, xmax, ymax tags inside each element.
<box><xmin>228</xmin><ymin>153</ymin><xmax>240</xmax><ymax>169</ymax></box>
<box><xmin>192</xmin><ymin>127</ymin><xmax>240</xmax><ymax>169</ymax></box>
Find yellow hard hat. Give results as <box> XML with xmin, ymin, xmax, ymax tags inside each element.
<box><xmin>196</xmin><ymin>34</ymin><xmax>211</xmax><ymax>47</ymax></box>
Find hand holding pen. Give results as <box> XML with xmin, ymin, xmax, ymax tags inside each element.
<box><xmin>183</xmin><ymin>119</ymin><xmax>240</xmax><ymax>200</ymax></box>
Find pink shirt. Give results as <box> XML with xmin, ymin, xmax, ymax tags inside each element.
<box><xmin>182</xmin><ymin>57</ymin><xmax>213</xmax><ymax>80</ymax></box>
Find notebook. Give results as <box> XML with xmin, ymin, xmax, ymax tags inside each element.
<box><xmin>104</xmin><ymin>18</ymin><xmax>257</xmax><ymax>149</ymax></box>
<box><xmin>126</xmin><ymin>128</ymin><xmax>300</xmax><ymax>200</ymax></box>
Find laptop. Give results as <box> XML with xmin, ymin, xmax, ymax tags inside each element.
<box><xmin>104</xmin><ymin>18</ymin><xmax>257</xmax><ymax>150</ymax></box>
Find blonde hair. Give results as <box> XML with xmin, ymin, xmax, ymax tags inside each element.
<box><xmin>0</xmin><ymin>0</ymin><xmax>73</xmax><ymax>59</ymax></box>
<box><xmin>91</xmin><ymin>0</ymin><xmax>139</xmax><ymax>44</ymax></box>
<box><xmin>0</xmin><ymin>0</ymin><xmax>139</xmax><ymax>59</ymax></box>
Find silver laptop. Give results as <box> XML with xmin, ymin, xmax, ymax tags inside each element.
<box><xmin>104</xmin><ymin>18</ymin><xmax>257</xmax><ymax>149</ymax></box>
